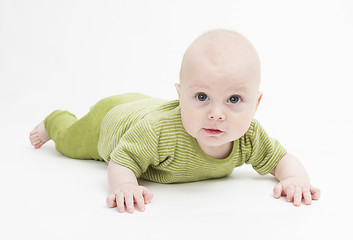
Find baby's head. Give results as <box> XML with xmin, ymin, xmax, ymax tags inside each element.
<box><xmin>176</xmin><ymin>29</ymin><xmax>263</xmax><ymax>157</ymax></box>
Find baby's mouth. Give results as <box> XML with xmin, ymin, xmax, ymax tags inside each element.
<box><xmin>203</xmin><ymin>128</ymin><xmax>224</xmax><ymax>135</ymax></box>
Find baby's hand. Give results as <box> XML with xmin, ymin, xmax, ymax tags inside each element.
<box><xmin>273</xmin><ymin>177</ymin><xmax>320</xmax><ymax>206</ymax></box>
<box><xmin>106</xmin><ymin>183</ymin><xmax>153</xmax><ymax>213</ymax></box>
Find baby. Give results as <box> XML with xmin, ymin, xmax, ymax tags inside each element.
<box><xmin>29</xmin><ymin>29</ymin><xmax>320</xmax><ymax>213</ymax></box>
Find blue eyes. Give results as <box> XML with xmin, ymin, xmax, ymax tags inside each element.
<box><xmin>196</xmin><ymin>93</ymin><xmax>208</xmax><ymax>101</ymax></box>
<box><xmin>195</xmin><ymin>93</ymin><xmax>242</xmax><ymax>104</ymax></box>
<box><xmin>228</xmin><ymin>95</ymin><xmax>241</xmax><ymax>104</ymax></box>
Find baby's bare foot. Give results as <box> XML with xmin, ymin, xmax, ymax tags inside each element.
<box><xmin>29</xmin><ymin>121</ymin><xmax>50</xmax><ymax>149</ymax></box>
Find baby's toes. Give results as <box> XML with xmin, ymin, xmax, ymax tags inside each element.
<box><xmin>34</xmin><ymin>141</ymin><xmax>45</xmax><ymax>149</ymax></box>
<box><xmin>29</xmin><ymin>121</ymin><xmax>50</xmax><ymax>149</ymax></box>
<box><xmin>29</xmin><ymin>131</ymin><xmax>44</xmax><ymax>148</ymax></box>
<box><xmin>32</xmin><ymin>138</ymin><xmax>41</xmax><ymax>145</ymax></box>
<box><xmin>29</xmin><ymin>128</ymin><xmax>37</xmax><ymax>138</ymax></box>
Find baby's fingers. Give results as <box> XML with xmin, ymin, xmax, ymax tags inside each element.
<box><xmin>142</xmin><ymin>186</ymin><xmax>153</xmax><ymax>204</ymax></box>
<box><xmin>303</xmin><ymin>188</ymin><xmax>312</xmax><ymax>205</ymax></box>
<box><xmin>311</xmin><ymin>187</ymin><xmax>321</xmax><ymax>200</ymax></box>
<box><xmin>106</xmin><ymin>194</ymin><xmax>117</xmax><ymax>208</ymax></box>
<box><xmin>273</xmin><ymin>183</ymin><xmax>283</xmax><ymax>199</ymax></box>
<box><xmin>124</xmin><ymin>192</ymin><xmax>135</xmax><ymax>214</ymax></box>
<box><xmin>285</xmin><ymin>185</ymin><xmax>295</xmax><ymax>202</ymax></box>
<box><xmin>134</xmin><ymin>193</ymin><xmax>146</xmax><ymax>212</ymax></box>
<box><xmin>293</xmin><ymin>187</ymin><xmax>303</xmax><ymax>206</ymax></box>
<box><xmin>116</xmin><ymin>193</ymin><xmax>126</xmax><ymax>213</ymax></box>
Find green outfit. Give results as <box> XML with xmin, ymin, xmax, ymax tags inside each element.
<box><xmin>45</xmin><ymin>93</ymin><xmax>287</xmax><ymax>183</ymax></box>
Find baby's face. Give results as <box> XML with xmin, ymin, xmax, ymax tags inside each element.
<box><xmin>176</xmin><ymin>47</ymin><xmax>262</xmax><ymax>155</ymax></box>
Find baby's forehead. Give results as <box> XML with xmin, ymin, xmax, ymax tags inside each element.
<box><xmin>182</xmin><ymin>62</ymin><xmax>260</xmax><ymax>93</ymax></box>
<box><xmin>186</xmin><ymin>76</ymin><xmax>253</xmax><ymax>91</ymax></box>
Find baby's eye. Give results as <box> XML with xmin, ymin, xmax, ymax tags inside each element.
<box><xmin>228</xmin><ymin>95</ymin><xmax>241</xmax><ymax>104</ymax></box>
<box><xmin>196</xmin><ymin>93</ymin><xmax>208</xmax><ymax>102</ymax></box>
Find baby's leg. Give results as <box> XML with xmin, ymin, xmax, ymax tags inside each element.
<box><xmin>30</xmin><ymin>107</ymin><xmax>104</xmax><ymax>160</ymax></box>
<box><xmin>29</xmin><ymin>93</ymin><xmax>151</xmax><ymax>160</ymax></box>
<box><xmin>37</xmin><ymin>109</ymin><xmax>103</xmax><ymax>160</ymax></box>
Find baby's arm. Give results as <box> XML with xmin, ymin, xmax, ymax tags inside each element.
<box><xmin>271</xmin><ymin>153</ymin><xmax>320</xmax><ymax>206</ymax></box>
<box><xmin>106</xmin><ymin>160</ymin><xmax>153</xmax><ymax>213</ymax></box>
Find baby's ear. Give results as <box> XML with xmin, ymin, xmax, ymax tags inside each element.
<box><xmin>175</xmin><ymin>83</ymin><xmax>181</xmax><ymax>98</ymax></box>
<box><xmin>255</xmin><ymin>91</ymin><xmax>263</xmax><ymax>111</ymax></box>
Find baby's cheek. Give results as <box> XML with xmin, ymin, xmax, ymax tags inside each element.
<box><xmin>182</xmin><ymin>104</ymin><xmax>202</xmax><ymax>120</ymax></box>
<box><xmin>239</xmin><ymin>119</ymin><xmax>252</xmax><ymax>135</ymax></box>
<box><xmin>181</xmin><ymin>112</ymin><xmax>201</xmax><ymax>136</ymax></box>
<box><xmin>182</xmin><ymin>122</ymin><xmax>197</xmax><ymax>138</ymax></box>
<box><xmin>229</xmin><ymin>116</ymin><xmax>251</xmax><ymax>138</ymax></box>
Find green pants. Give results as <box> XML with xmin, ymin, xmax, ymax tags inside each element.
<box><xmin>44</xmin><ymin>93</ymin><xmax>150</xmax><ymax>161</ymax></box>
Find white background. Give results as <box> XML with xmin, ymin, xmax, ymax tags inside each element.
<box><xmin>1</xmin><ymin>0</ymin><xmax>352</xmax><ymax>239</ymax></box>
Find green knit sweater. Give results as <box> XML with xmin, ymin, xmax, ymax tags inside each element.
<box><xmin>98</xmin><ymin>98</ymin><xmax>287</xmax><ymax>183</ymax></box>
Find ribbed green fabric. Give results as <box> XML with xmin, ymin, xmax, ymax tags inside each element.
<box><xmin>98</xmin><ymin>97</ymin><xmax>287</xmax><ymax>183</ymax></box>
<box><xmin>44</xmin><ymin>93</ymin><xmax>151</xmax><ymax>160</ymax></box>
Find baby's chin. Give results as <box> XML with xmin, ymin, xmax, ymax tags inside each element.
<box><xmin>193</xmin><ymin>135</ymin><xmax>233</xmax><ymax>147</ymax></box>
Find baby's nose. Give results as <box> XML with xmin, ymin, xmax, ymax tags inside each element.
<box><xmin>208</xmin><ymin>103</ymin><xmax>226</xmax><ymax>121</ymax></box>
<box><xmin>208</xmin><ymin>112</ymin><xmax>225</xmax><ymax>121</ymax></box>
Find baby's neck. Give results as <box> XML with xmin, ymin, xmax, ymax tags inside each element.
<box><xmin>198</xmin><ymin>141</ymin><xmax>233</xmax><ymax>159</ymax></box>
